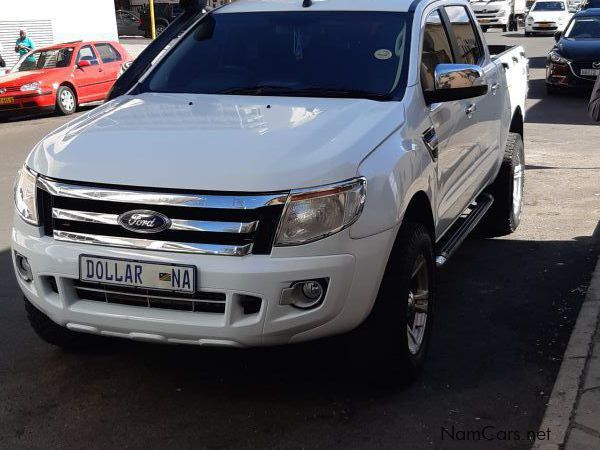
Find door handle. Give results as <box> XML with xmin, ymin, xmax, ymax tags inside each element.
<box><xmin>491</xmin><ymin>83</ymin><xmax>499</xmax><ymax>95</ymax></box>
<box><xmin>422</xmin><ymin>127</ymin><xmax>439</xmax><ymax>161</ymax></box>
<box><xmin>465</xmin><ymin>104</ymin><xmax>477</xmax><ymax>118</ymax></box>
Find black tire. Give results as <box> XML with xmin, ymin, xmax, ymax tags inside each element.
<box><xmin>477</xmin><ymin>133</ymin><xmax>525</xmax><ymax>238</ymax></box>
<box><xmin>155</xmin><ymin>22</ymin><xmax>168</xmax><ymax>36</ymax></box>
<box><xmin>55</xmin><ymin>85</ymin><xmax>77</xmax><ymax>115</ymax></box>
<box><xmin>481</xmin><ymin>26</ymin><xmax>489</xmax><ymax>33</ymax></box>
<box><xmin>525</xmin><ymin>31</ymin><xmax>532</xmax><ymax>37</ymax></box>
<box><xmin>25</xmin><ymin>298</ymin><xmax>100</xmax><ymax>350</ymax></box>
<box><xmin>349</xmin><ymin>223</ymin><xmax>436</xmax><ymax>385</ymax></box>
<box><xmin>502</xmin><ymin>25</ymin><xmax>508</xmax><ymax>32</ymax></box>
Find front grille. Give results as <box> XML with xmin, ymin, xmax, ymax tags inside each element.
<box><xmin>1</xmin><ymin>86</ymin><xmax>20</xmax><ymax>93</ymax></box>
<box><xmin>571</xmin><ymin>61</ymin><xmax>600</xmax><ymax>80</ymax></box>
<box><xmin>74</xmin><ymin>280</ymin><xmax>227</xmax><ymax>313</ymax></box>
<box><xmin>38</xmin><ymin>177</ymin><xmax>288</xmax><ymax>256</ymax></box>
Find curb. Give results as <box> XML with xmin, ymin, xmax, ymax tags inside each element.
<box><xmin>533</xmin><ymin>255</ymin><xmax>600</xmax><ymax>450</ymax></box>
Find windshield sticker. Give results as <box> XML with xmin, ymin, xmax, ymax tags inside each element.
<box><xmin>374</xmin><ymin>49</ymin><xmax>393</xmax><ymax>60</ymax></box>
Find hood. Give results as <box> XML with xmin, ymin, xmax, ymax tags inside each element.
<box><xmin>0</xmin><ymin>70</ymin><xmax>48</xmax><ymax>87</ymax></box>
<box><xmin>557</xmin><ymin>38</ymin><xmax>600</xmax><ymax>60</ymax></box>
<box><xmin>27</xmin><ymin>92</ymin><xmax>404</xmax><ymax>192</ymax></box>
<box><xmin>471</xmin><ymin>1</ymin><xmax>510</xmax><ymax>12</ymax></box>
<box><xmin>528</xmin><ymin>10</ymin><xmax>570</xmax><ymax>21</ymax></box>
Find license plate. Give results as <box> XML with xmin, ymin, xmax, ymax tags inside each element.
<box><xmin>581</xmin><ymin>69</ymin><xmax>600</xmax><ymax>77</ymax></box>
<box><xmin>79</xmin><ymin>255</ymin><xmax>196</xmax><ymax>293</ymax></box>
<box><xmin>0</xmin><ymin>97</ymin><xmax>14</xmax><ymax>104</ymax></box>
<box><xmin>538</xmin><ymin>23</ymin><xmax>553</xmax><ymax>28</ymax></box>
<box><xmin>479</xmin><ymin>19</ymin><xmax>491</xmax><ymax>24</ymax></box>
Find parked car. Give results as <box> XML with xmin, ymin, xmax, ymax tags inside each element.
<box><xmin>525</xmin><ymin>0</ymin><xmax>572</xmax><ymax>35</ymax></box>
<box><xmin>471</xmin><ymin>0</ymin><xmax>526</xmax><ymax>32</ymax></box>
<box><xmin>12</xmin><ymin>0</ymin><xmax>528</xmax><ymax>383</ymax></box>
<box><xmin>0</xmin><ymin>41</ymin><xmax>132</xmax><ymax>118</ymax></box>
<box><xmin>116</xmin><ymin>9</ymin><xmax>143</xmax><ymax>37</ymax></box>
<box><xmin>546</xmin><ymin>8</ymin><xmax>600</xmax><ymax>92</ymax></box>
<box><xmin>140</xmin><ymin>3</ymin><xmax>183</xmax><ymax>37</ymax></box>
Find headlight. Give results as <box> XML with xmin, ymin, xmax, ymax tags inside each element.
<box><xmin>549</xmin><ymin>50</ymin><xmax>570</xmax><ymax>64</ymax></box>
<box><xmin>527</xmin><ymin>16</ymin><xmax>534</xmax><ymax>23</ymax></box>
<box><xmin>14</xmin><ymin>166</ymin><xmax>39</xmax><ymax>225</ymax></box>
<box><xmin>499</xmin><ymin>9</ymin><xmax>508</xmax><ymax>16</ymax></box>
<box><xmin>20</xmin><ymin>81</ymin><xmax>42</xmax><ymax>93</ymax></box>
<box><xmin>275</xmin><ymin>178</ymin><xmax>366</xmax><ymax>246</ymax></box>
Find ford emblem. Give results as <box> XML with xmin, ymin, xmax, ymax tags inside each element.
<box><xmin>118</xmin><ymin>210</ymin><xmax>171</xmax><ymax>234</ymax></box>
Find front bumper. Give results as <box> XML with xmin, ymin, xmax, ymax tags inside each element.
<box><xmin>546</xmin><ymin>62</ymin><xmax>598</xmax><ymax>89</ymax></box>
<box><xmin>0</xmin><ymin>91</ymin><xmax>55</xmax><ymax>117</ymax></box>
<box><xmin>12</xmin><ymin>216</ymin><xmax>396</xmax><ymax>348</ymax></box>
<box><xmin>525</xmin><ymin>23</ymin><xmax>565</xmax><ymax>34</ymax></box>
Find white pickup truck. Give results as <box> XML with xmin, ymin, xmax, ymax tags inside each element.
<box><xmin>12</xmin><ymin>0</ymin><xmax>528</xmax><ymax>383</ymax></box>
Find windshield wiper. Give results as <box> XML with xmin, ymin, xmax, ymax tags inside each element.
<box><xmin>218</xmin><ymin>85</ymin><xmax>391</xmax><ymax>101</ymax></box>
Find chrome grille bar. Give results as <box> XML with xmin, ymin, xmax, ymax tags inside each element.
<box><xmin>52</xmin><ymin>208</ymin><xmax>259</xmax><ymax>233</ymax></box>
<box><xmin>54</xmin><ymin>230</ymin><xmax>252</xmax><ymax>256</ymax></box>
<box><xmin>39</xmin><ymin>177</ymin><xmax>288</xmax><ymax>209</ymax></box>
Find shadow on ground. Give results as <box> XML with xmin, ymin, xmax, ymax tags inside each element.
<box><xmin>1</xmin><ymin>227</ymin><xmax>598</xmax><ymax>449</ymax></box>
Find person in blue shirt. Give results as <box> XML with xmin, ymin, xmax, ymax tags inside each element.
<box><xmin>14</xmin><ymin>29</ymin><xmax>35</xmax><ymax>63</ymax></box>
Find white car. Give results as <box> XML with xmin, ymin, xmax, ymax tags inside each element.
<box><xmin>12</xmin><ymin>0</ymin><xmax>528</xmax><ymax>383</ymax></box>
<box><xmin>525</xmin><ymin>0</ymin><xmax>572</xmax><ymax>35</ymax></box>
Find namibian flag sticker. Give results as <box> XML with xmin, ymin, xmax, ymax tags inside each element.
<box><xmin>159</xmin><ymin>272</ymin><xmax>172</xmax><ymax>282</ymax></box>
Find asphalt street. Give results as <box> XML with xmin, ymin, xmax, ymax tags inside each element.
<box><xmin>1</xmin><ymin>31</ymin><xmax>599</xmax><ymax>450</ymax></box>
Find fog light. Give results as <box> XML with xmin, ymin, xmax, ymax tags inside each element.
<box><xmin>14</xmin><ymin>252</ymin><xmax>33</xmax><ymax>282</ymax></box>
<box><xmin>280</xmin><ymin>279</ymin><xmax>328</xmax><ymax>310</ymax></box>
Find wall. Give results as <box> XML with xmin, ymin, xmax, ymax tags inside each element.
<box><xmin>1</xmin><ymin>0</ymin><xmax>117</xmax><ymax>68</ymax></box>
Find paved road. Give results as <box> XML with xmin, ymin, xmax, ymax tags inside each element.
<box><xmin>1</xmin><ymin>31</ymin><xmax>599</xmax><ymax>450</ymax></box>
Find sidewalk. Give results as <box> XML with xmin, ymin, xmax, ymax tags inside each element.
<box><xmin>535</xmin><ymin>255</ymin><xmax>600</xmax><ymax>450</ymax></box>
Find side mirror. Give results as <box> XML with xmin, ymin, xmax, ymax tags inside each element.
<box><xmin>424</xmin><ymin>64</ymin><xmax>488</xmax><ymax>104</ymax></box>
<box><xmin>78</xmin><ymin>60</ymin><xmax>91</xmax><ymax>68</ymax></box>
<box><xmin>554</xmin><ymin>31</ymin><xmax>563</xmax><ymax>42</ymax></box>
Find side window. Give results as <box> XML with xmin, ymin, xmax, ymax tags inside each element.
<box><xmin>95</xmin><ymin>43</ymin><xmax>122</xmax><ymax>63</ymax></box>
<box><xmin>77</xmin><ymin>45</ymin><xmax>99</xmax><ymax>65</ymax></box>
<box><xmin>444</xmin><ymin>6</ymin><xmax>483</xmax><ymax>65</ymax></box>
<box><xmin>421</xmin><ymin>10</ymin><xmax>454</xmax><ymax>92</ymax></box>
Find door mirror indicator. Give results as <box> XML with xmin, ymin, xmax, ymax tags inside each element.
<box><xmin>424</xmin><ymin>64</ymin><xmax>489</xmax><ymax>104</ymax></box>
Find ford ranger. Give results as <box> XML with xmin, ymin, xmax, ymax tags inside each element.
<box><xmin>12</xmin><ymin>0</ymin><xmax>528</xmax><ymax>382</ymax></box>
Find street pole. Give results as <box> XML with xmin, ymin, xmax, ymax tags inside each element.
<box><xmin>149</xmin><ymin>0</ymin><xmax>157</xmax><ymax>40</ymax></box>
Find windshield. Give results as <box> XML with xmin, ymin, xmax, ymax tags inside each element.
<box><xmin>140</xmin><ymin>11</ymin><xmax>411</xmax><ymax>100</ymax></box>
<box><xmin>565</xmin><ymin>17</ymin><xmax>600</xmax><ymax>38</ymax></box>
<box><xmin>14</xmin><ymin>47</ymin><xmax>74</xmax><ymax>72</ymax></box>
<box><xmin>533</xmin><ymin>1</ymin><xmax>566</xmax><ymax>10</ymax></box>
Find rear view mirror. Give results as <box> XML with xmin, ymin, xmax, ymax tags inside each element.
<box><xmin>78</xmin><ymin>60</ymin><xmax>91</xmax><ymax>68</ymax></box>
<box><xmin>424</xmin><ymin>64</ymin><xmax>488</xmax><ymax>104</ymax></box>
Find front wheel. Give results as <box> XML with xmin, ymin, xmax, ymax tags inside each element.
<box><xmin>56</xmin><ymin>85</ymin><xmax>76</xmax><ymax>115</ymax></box>
<box><xmin>477</xmin><ymin>133</ymin><xmax>525</xmax><ymax>237</ymax></box>
<box><xmin>350</xmin><ymin>223</ymin><xmax>435</xmax><ymax>385</ymax></box>
<box><xmin>502</xmin><ymin>25</ymin><xmax>508</xmax><ymax>32</ymax></box>
<box><xmin>481</xmin><ymin>26</ymin><xmax>489</xmax><ymax>33</ymax></box>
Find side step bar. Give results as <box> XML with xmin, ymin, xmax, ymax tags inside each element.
<box><xmin>436</xmin><ymin>193</ymin><xmax>494</xmax><ymax>268</ymax></box>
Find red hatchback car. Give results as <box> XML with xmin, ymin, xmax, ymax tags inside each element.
<box><xmin>0</xmin><ymin>41</ymin><xmax>132</xmax><ymax>118</ymax></box>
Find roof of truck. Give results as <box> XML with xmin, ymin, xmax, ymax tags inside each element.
<box><xmin>215</xmin><ymin>0</ymin><xmax>422</xmax><ymax>14</ymax></box>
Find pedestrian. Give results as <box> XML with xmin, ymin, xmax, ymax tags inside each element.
<box><xmin>15</xmin><ymin>29</ymin><xmax>35</xmax><ymax>60</ymax></box>
<box><xmin>0</xmin><ymin>42</ymin><xmax>6</xmax><ymax>69</ymax></box>
<box><xmin>589</xmin><ymin>74</ymin><xmax>600</xmax><ymax>122</ymax></box>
